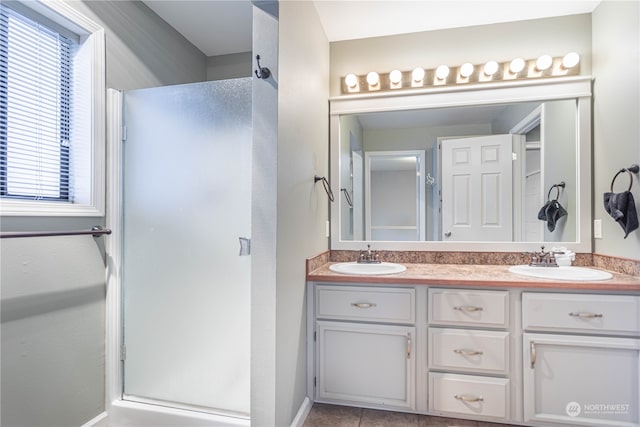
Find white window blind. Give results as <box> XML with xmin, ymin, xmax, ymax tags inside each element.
<box><xmin>1</xmin><ymin>4</ymin><xmax>76</xmax><ymax>201</ymax></box>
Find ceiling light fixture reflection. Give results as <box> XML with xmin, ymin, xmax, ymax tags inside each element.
<box><xmin>509</xmin><ymin>58</ymin><xmax>526</xmax><ymax>73</ymax></box>
<box><xmin>484</xmin><ymin>60</ymin><xmax>499</xmax><ymax>76</ymax></box>
<box><xmin>459</xmin><ymin>62</ymin><xmax>474</xmax><ymax>78</ymax></box>
<box><xmin>536</xmin><ymin>54</ymin><xmax>553</xmax><ymax>71</ymax></box>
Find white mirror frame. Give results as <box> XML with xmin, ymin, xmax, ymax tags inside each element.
<box><xmin>330</xmin><ymin>76</ymin><xmax>592</xmax><ymax>252</ymax></box>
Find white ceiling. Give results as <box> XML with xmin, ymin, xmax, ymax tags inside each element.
<box><xmin>143</xmin><ymin>0</ymin><xmax>600</xmax><ymax>57</ymax></box>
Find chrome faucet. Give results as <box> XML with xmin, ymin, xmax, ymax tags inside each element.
<box><xmin>358</xmin><ymin>244</ymin><xmax>381</xmax><ymax>264</ymax></box>
<box><xmin>528</xmin><ymin>246</ymin><xmax>559</xmax><ymax>267</ymax></box>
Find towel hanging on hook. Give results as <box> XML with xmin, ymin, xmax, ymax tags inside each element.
<box><xmin>315</xmin><ymin>176</ymin><xmax>334</xmax><ymax>202</ymax></box>
<box><xmin>538</xmin><ymin>181</ymin><xmax>567</xmax><ymax>232</ymax></box>
<box><xmin>603</xmin><ymin>164</ymin><xmax>639</xmax><ymax>238</ymax></box>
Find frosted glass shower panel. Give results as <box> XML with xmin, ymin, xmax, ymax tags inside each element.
<box><xmin>122</xmin><ymin>79</ymin><xmax>251</xmax><ymax>415</ymax></box>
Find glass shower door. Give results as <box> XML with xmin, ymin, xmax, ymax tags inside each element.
<box><xmin>121</xmin><ymin>79</ymin><xmax>251</xmax><ymax>416</ymax></box>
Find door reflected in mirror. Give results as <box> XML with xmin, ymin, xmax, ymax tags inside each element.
<box><xmin>338</xmin><ymin>99</ymin><xmax>577</xmax><ymax>243</ymax></box>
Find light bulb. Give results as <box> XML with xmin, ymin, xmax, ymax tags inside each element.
<box><xmin>562</xmin><ymin>52</ymin><xmax>580</xmax><ymax>69</ymax></box>
<box><xmin>459</xmin><ymin>62</ymin><xmax>474</xmax><ymax>78</ymax></box>
<box><xmin>484</xmin><ymin>60</ymin><xmax>499</xmax><ymax>76</ymax></box>
<box><xmin>389</xmin><ymin>69</ymin><xmax>402</xmax><ymax>84</ymax></box>
<box><xmin>412</xmin><ymin>67</ymin><xmax>425</xmax><ymax>82</ymax></box>
<box><xmin>366</xmin><ymin>71</ymin><xmax>379</xmax><ymax>86</ymax></box>
<box><xmin>509</xmin><ymin>58</ymin><xmax>526</xmax><ymax>74</ymax></box>
<box><xmin>536</xmin><ymin>55</ymin><xmax>553</xmax><ymax>71</ymax></box>
<box><xmin>345</xmin><ymin>73</ymin><xmax>358</xmax><ymax>88</ymax></box>
<box><xmin>435</xmin><ymin>65</ymin><xmax>450</xmax><ymax>80</ymax></box>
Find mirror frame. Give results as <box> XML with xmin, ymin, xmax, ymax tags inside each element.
<box><xmin>330</xmin><ymin>76</ymin><xmax>593</xmax><ymax>252</ymax></box>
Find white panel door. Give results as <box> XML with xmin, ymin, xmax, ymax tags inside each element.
<box><xmin>441</xmin><ymin>135</ymin><xmax>513</xmax><ymax>241</ymax></box>
<box><xmin>523</xmin><ymin>333</ymin><xmax>640</xmax><ymax>426</ymax></box>
<box><xmin>316</xmin><ymin>321</ymin><xmax>415</xmax><ymax>409</ymax></box>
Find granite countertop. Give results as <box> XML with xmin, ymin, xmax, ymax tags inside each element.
<box><xmin>307</xmin><ymin>262</ymin><xmax>640</xmax><ymax>291</ymax></box>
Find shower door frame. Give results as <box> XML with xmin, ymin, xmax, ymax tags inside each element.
<box><xmin>104</xmin><ymin>89</ymin><xmax>250</xmax><ymax>426</ymax></box>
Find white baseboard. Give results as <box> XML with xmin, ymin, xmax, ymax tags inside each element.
<box><xmin>81</xmin><ymin>411</ymin><xmax>109</xmax><ymax>427</ymax></box>
<box><xmin>290</xmin><ymin>397</ymin><xmax>313</xmax><ymax>427</ymax></box>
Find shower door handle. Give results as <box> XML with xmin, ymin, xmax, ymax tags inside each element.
<box><xmin>239</xmin><ymin>237</ymin><xmax>251</xmax><ymax>256</ymax></box>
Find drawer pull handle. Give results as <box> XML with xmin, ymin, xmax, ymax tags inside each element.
<box><xmin>569</xmin><ymin>311</ymin><xmax>603</xmax><ymax>319</ymax></box>
<box><xmin>453</xmin><ymin>305</ymin><xmax>483</xmax><ymax>312</ymax></box>
<box><xmin>453</xmin><ymin>349</ymin><xmax>484</xmax><ymax>356</ymax></box>
<box><xmin>407</xmin><ymin>333</ymin><xmax>412</xmax><ymax>359</ymax></box>
<box><xmin>351</xmin><ymin>302</ymin><xmax>376</xmax><ymax>309</ymax></box>
<box><xmin>454</xmin><ymin>394</ymin><xmax>484</xmax><ymax>403</ymax></box>
<box><xmin>530</xmin><ymin>341</ymin><xmax>536</xmax><ymax>369</ymax></box>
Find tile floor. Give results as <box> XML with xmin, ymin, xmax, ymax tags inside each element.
<box><xmin>302</xmin><ymin>403</ymin><xmax>520</xmax><ymax>427</ymax></box>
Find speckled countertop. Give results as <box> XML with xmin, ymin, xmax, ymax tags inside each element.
<box><xmin>307</xmin><ymin>262</ymin><xmax>640</xmax><ymax>292</ymax></box>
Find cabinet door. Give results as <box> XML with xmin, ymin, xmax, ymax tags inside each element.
<box><xmin>523</xmin><ymin>333</ymin><xmax>640</xmax><ymax>426</ymax></box>
<box><xmin>316</xmin><ymin>321</ymin><xmax>415</xmax><ymax>409</ymax></box>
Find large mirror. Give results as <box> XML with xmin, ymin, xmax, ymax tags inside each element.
<box><xmin>330</xmin><ymin>78</ymin><xmax>592</xmax><ymax>252</ymax></box>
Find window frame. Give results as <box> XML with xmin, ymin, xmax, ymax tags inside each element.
<box><xmin>0</xmin><ymin>0</ymin><xmax>105</xmax><ymax>217</ymax></box>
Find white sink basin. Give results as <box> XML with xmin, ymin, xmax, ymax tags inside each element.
<box><xmin>329</xmin><ymin>262</ymin><xmax>407</xmax><ymax>275</ymax></box>
<box><xmin>509</xmin><ymin>265</ymin><xmax>613</xmax><ymax>281</ymax></box>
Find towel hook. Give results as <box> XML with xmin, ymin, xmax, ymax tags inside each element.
<box><xmin>610</xmin><ymin>164</ymin><xmax>639</xmax><ymax>192</ymax></box>
<box><xmin>340</xmin><ymin>188</ymin><xmax>353</xmax><ymax>207</ymax></box>
<box><xmin>547</xmin><ymin>181</ymin><xmax>566</xmax><ymax>201</ymax></box>
<box><xmin>254</xmin><ymin>55</ymin><xmax>271</xmax><ymax>79</ymax></box>
<box><xmin>315</xmin><ymin>175</ymin><xmax>334</xmax><ymax>202</ymax></box>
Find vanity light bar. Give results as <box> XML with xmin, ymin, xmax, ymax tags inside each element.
<box><xmin>342</xmin><ymin>53</ymin><xmax>580</xmax><ymax>94</ymax></box>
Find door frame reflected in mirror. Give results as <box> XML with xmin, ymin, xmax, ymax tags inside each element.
<box><xmin>330</xmin><ymin>76</ymin><xmax>593</xmax><ymax>253</ymax></box>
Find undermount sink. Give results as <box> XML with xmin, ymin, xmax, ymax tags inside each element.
<box><xmin>329</xmin><ymin>262</ymin><xmax>407</xmax><ymax>275</ymax></box>
<box><xmin>508</xmin><ymin>265</ymin><xmax>613</xmax><ymax>281</ymax></box>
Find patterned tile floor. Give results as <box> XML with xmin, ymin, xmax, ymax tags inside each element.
<box><xmin>303</xmin><ymin>403</ymin><xmax>520</xmax><ymax>427</ymax></box>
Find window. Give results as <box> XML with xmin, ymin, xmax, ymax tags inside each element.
<box><xmin>0</xmin><ymin>1</ymin><xmax>104</xmax><ymax>216</ymax></box>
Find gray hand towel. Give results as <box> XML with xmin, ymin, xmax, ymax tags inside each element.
<box><xmin>604</xmin><ymin>191</ymin><xmax>639</xmax><ymax>238</ymax></box>
<box><xmin>538</xmin><ymin>200</ymin><xmax>568</xmax><ymax>232</ymax></box>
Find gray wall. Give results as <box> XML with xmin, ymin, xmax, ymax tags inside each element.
<box><xmin>276</xmin><ymin>1</ymin><xmax>330</xmax><ymax>426</ymax></box>
<box><xmin>207</xmin><ymin>52</ymin><xmax>252</xmax><ymax>80</ymax></box>
<box><xmin>0</xmin><ymin>2</ymin><xmax>207</xmax><ymax>426</ymax></box>
<box><xmin>592</xmin><ymin>0</ymin><xmax>640</xmax><ymax>257</ymax></box>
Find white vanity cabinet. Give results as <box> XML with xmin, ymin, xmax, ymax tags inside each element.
<box><xmin>427</xmin><ymin>288</ymin><xmax>511</xmax><ymax>421</ymax></box>
<box><xmin>313</xmin><ymin>285</ymin><xmax>416</xmax><ymax>410</ymax></box>
<box><xmin>522</xmin><ymin>292</ymin><xmax>640</xmax><ymax>427</ymax></box>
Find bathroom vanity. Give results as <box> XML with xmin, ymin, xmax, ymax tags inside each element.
<box><xmin>306</xmin><ymin>262</ymin><xmax>640</xmax><ymax>427</ymax></box>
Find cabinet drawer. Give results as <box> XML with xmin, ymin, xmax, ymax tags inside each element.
<box><xmin>316</xmin><ymin>285</ymin><xmax>415</xmax><ymax>323</ymax></box>
<box><xmin>429</xmin><ymin>372</ymin><xmax>509</xmax><ymax>419</ymax></box>
<box><xmin>523</xmin><ymin>292</ymin><xmax>640</xmax><ymax>335</ymax></box>
<box><xmin>429</xmin><ymin>289</ymin><xmax>508</xmax><ymax>328</ymax></box>
<box><xmin>429</xmin><ymin>328</ymin><xmax>509</xmax><ymax>375</ymax></box>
